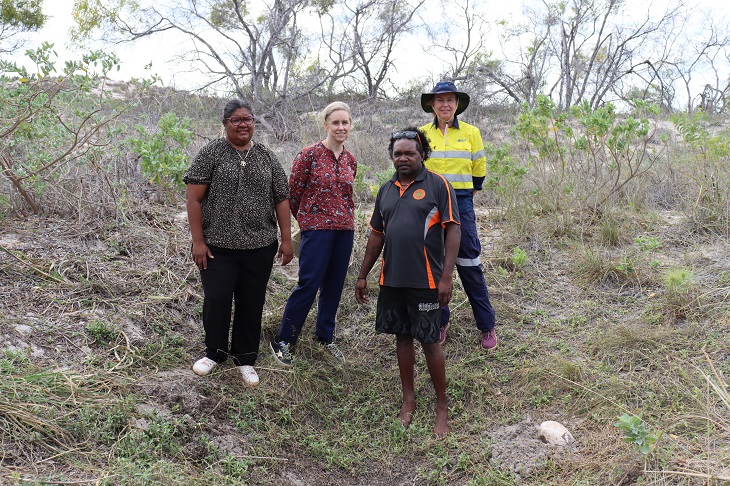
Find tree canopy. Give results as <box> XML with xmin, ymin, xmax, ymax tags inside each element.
<box><xmin>69</xmin><ymin>0</ymin><xmax>730</xmax><ymax>114</ymax></box>
<box><xmin>1</xmin><ymin>0</ymin><xmax>46</xmax><ymax>53</ymax></box>
<box><xmin>1</xmin><ymin>0</ymin><xmax>45</xmax><ymax>30</ymax></box>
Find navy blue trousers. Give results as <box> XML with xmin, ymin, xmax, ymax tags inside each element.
<box><xmin>441</xmin><ymin>194</ymin><xmax>496</xmax><ymax>332</ymax></box>
<box><xmin>277</xmin><ymin>230</ymin><xmax>354</xmax><ymax>344</ymax></box>
<box><xmin>200</xmin><ymin>242</ymin><xmax>277</xmax><ymax>366</ymax></box>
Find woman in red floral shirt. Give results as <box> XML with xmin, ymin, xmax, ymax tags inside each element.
<box><xmin>270</xmin><ymin>102</ymin><xmax>357</xmax><ymax>365</ymax></box>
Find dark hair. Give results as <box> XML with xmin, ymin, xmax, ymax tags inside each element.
<box><xmin>222</xmin><ymin>99</ymin><xmax>254</xmax><ymax>122</ymax></box>
<box><xmin>388</xmin><ymin>127</ymin><xmax>431</xmax><ymax>161</ymax></box>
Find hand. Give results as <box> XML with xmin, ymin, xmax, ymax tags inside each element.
<box><xmin>278</xmin><ymin>239</ymin><xmax>294</xmax><ymax>266</ymax></box>
<box><xmin>437</xmin><ymin>274</ymin><xmax>453</xmax><ymax>307</ymax></box>
<box><xmin>192</xmin><ymin>241</ymin><xmax>213</xmax><ymax>270</ymax></box>
<box><xmin>355</xmin><ymin>278</ymin><xmax>369</xmax><ymax>304</ymax></box>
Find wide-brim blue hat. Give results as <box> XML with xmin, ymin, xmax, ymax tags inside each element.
<box><xmin>421</xmin><ymin>81</ymin><xmax>470</xmax><ymax>116</ymax></box>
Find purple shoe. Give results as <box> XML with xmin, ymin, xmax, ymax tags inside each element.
<box><xmin>481</xmin><ymin>329</ymin><xmax>497</xmax><ymax>350</ymax></box>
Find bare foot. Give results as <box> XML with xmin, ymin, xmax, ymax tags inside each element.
<box><xmin>398</xmin><ymin>398</ymin><xmax>417</xmax><ymax>428</ymax></box>
<box><xmin>434</xmin><ymin>405</ymin><xmax>450</xmax><ymax>439</ymax></box>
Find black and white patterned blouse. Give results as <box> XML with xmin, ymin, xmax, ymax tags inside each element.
<box><xmin>183</xmin><ymin>138</ymin><xmax>289</xmax><ymax>250</ymax></box>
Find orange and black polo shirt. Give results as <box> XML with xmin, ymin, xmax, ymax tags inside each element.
<box><xmin>370</xmin><ymin>165</ymin><xmax>460</xmax><ymax>289</ymax></box>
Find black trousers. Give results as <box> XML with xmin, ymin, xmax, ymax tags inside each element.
<box><xmin>200</xmin><ymin>242</ymin><xmax>277</xmax><ymax>366</ymax></box>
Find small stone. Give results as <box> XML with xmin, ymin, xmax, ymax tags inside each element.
<box><xmin>30</xmin><ymin>344</ymin><xmax>45</xmax><ymax>358</ymax></box>
<box><xmin>14</xmin><ymin>325</ymin><xmax>32</xmax><ymax>336</ymax></box>
<box><xmin>538</xmin><ymin>420</ymin><xmax>575</xmax><ymax>445</ymax></box>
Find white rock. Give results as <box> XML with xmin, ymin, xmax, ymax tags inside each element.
<box><xmin>538</xmin><ymin>421</ymin><xmax>575</xmax><ymax>446</ymax></box>
<box><xmin>0</xmin><ymin>235</ymin><xmax>22</xmax><ymax>248</ymax></box>
<box><xmin>123</xmin><ymin>319</ymin><xmax>146</xmax><ymax>342</ymax></box>
<box><xmin>14</xmin><ymin>325</ymin><xmax>33</xmax><ymax>336</ymax></box>
<box><xmin>30</xmin><ymin>344</ymin><xmax>45</xmax><ymax>358</ymax></box>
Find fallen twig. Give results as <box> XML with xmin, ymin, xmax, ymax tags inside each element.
<box><xmin>0</xmin><ymin>243</ymin><xmax>66</xmax><ymax>283</ymax></box>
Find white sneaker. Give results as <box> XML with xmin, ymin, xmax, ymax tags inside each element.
<box><xmin>238</xmin><ymin>365</ymin><xmax>259</xmax><ymax>387</ymax></box>
<box><xmin>192</xmin><ymin>357</ymin><xmax>217</xmax><ymax>376</ymax></box>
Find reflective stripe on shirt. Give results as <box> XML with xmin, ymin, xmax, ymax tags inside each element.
<box><xmin>440</xmin><ymin>174</ymin><xmax>473</xmax><ymax>183</ymax></box>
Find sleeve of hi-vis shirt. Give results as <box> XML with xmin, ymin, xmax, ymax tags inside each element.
<box><xmin>471</xmin><ymin>126</ymin><xmax>487</xmax><ymax>191</ymax></box>
<box><xmin>435</xmin><ymin>173</ymin><xmax>460</xmax><ymax>226</ymax></box>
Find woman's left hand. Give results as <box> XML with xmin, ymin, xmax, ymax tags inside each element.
<box><xmin>278</xmin><ymin>239</ymin><xmax>294</xmax><ymax>266</ymax></box>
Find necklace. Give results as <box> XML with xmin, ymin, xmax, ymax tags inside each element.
<box><xmin>234</xmin><ymin>141</ymin><xmax>254</xmax><ymax>167</ymax></box>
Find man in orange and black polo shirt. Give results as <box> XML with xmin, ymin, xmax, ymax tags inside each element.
<box><xmin>355</xmin><ymin>127</ymin><xmax>460</xmax><ymax>438</ymax></box>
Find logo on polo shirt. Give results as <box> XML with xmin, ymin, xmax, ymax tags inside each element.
<box><xmin>413</xmin><ymin>189</ymin><xmax>426</xmax><ymax>200</ymax></box>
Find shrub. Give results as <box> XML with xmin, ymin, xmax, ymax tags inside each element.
<box><xmin>128</xmin><ymin>111</ymin><xmax>194</xmax><ymax>192</ymax></box>
<box><xmin>671</xmin><ymin>112</ymin><xmax>730</xmax><ymax>235</ymax></box>
<box><xmin>513</xmin><ymin>96</ymin><xmax>665</xmax><ymax>223</ymax></box>
<box><xmin>0</xmin><ymin>44</ymin><xmax>134</xmax><ymax>214</ymax></box>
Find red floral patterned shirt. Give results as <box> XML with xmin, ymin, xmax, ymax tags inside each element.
<box><xmin>289</xmin><ymin>141</ymin><xmax>357</xmax><ymax>231</ymax></box>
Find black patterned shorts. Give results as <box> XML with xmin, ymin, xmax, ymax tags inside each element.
<box><xmin>375</xmin><ymin>286</ymin><xmax>441</xmax><ymax>344</ymax></box>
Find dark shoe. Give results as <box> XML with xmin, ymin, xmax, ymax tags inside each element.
<box><xmin>319</xmin><ymin>341</ymin><xmax>345</xmax><ymax>363</ymax></box>
<box><xmin>481</xmin><ymin>329</ymin><xmax>497</xmax><ymax>350</ymax></box>
<box><xmin>270</xmin><ymin>338</ymin><xmax>293</xmax><ymax>366</ymax></box>
<box><xmin>438</xmin><ymin>323</ymin><xmax>450</xmax><ymax>346</ymax></box>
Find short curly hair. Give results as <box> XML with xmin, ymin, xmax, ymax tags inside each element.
<box><xmin>388</xmin><ymin>127</ymin><xmax>431</xmax><ymax>161</ymax></box>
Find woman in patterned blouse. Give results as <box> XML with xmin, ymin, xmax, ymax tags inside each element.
<box><xmin>270</xmin><ymin>102</ymin><xmax>357</xmax><ymax>366</ymax></box>
<box><xmin>184</xmin><ymin>99</ymin><xmax>293</xmax><ymax>386</ymax></box>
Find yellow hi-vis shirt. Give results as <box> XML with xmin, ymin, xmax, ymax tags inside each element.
<box><xmin>420</xmin><ymin>118</ymin><xmax>487</xmax><ymax>191</ymax></box>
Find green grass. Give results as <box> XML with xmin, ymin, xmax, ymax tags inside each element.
<box><xmin>0</xmin><ymin>352</ymin><xmax>127</xmax><ymax>467</ymax></box>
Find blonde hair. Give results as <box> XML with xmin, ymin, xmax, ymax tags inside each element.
<box><xmin>321</xmin><ymin>101</ymin><xmax>352</xmax><ymax>124</ymax></box>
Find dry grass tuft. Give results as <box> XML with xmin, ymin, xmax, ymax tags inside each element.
<box><xmin>0</xmin><ymin>359</ymin><xmax>123</xmax><ymax>466</ymax></box>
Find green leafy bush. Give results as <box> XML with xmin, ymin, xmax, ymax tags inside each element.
<box><xmin>129</xmin><ymin>112</ymin><xmax>193</xmax><ymax>189</ymax></box>
<box><xmin>513</xmin><ymin>96</ymin><xmax>664</xmax><ymax>219</ymax></box>
<box><xmin>672</xmin><ymin>112</ymin><xmax>730</xmax><ymax>159</ymax></box>
<box><xmin>484</xmin><ymin>142</ymin><xmax>527</xmax><ymax>198</ymax></box>
<box><xmin>671</xmin><ymin>112</ymin><xmax>730</xmax><ymax>235</ymax></box>
<box><xmin>0</xmin><ymin>43</ymin><xmax>131</xmax><ymax>214</ymax></box>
